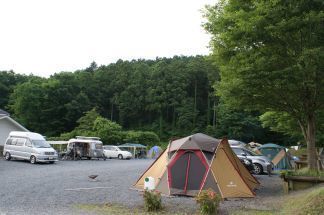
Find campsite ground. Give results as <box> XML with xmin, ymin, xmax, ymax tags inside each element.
<box><xmin>0</xmin><ymin>158</ymin><xmax>299</xmax><ymax>215</ymax></box>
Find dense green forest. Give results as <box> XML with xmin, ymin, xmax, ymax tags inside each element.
<box><xmin>0</xmin><ymin>56</ymin><xmax>292</xmax><ymax>145</ymax></box>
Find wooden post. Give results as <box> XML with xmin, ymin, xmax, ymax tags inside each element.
<box><xmin>283</xmin><ymin>181</ymin><xmax>289</xmax><ymax>194</ymax></box>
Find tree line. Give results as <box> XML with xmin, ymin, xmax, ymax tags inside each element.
<box><xmin>1</xmin><ymin>56</ymin><xmax>293</xmax><ymax>145</ymax></box>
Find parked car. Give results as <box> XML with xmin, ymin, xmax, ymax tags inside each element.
<box><xmin>3</xmin><ymin>131</ymin><xmax>58</xmax><ymax>164</ymax></box>
<box><xmin>228</xmin><ymin>140</ymin><xmax>247</xmax><ymax>148</ymax></box>
<box><xmin>103</xmin><ymin>145</ymin><xmax>132</xmax><ymax>159</ymax></box>
<box><xmin>231</xmin><ymin>146</ymin><xmax>273</xmax><ymax>175</ymax></box>
<box><xmin>238</xmin><ymin>157</ymin><xmax>254</xmax><ymax>172</ymax></box>
<box><xmin>65</xmin><ymin>136</ymin><xmax>106</xmax><ymax>160</ymax></box>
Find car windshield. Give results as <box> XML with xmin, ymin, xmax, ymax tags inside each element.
<box><xmin>244</xmin><ymin>149</ymin><xmax>259</xmax><ymax>156</ymax></box>
<box><xmin>32</xmin><ymin>140</ymin><xmax>51</xmax><ymax>148</ymax></box>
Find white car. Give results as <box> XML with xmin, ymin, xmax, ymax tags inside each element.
<box><xmin>103</xmin><ymin>145</ymin><xmax>132</xmax><ymax>159</ymax></box>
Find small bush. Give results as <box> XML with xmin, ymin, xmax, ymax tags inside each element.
<box><xmin>124</xmin><ymin>131</ymin><xmax>160</xmax><ymax>147</ymax></box>
<box><xmin>280</xmin><ymin>168</ymin><xmax>324</xmax><ymax>178</ymax></box>
<box><xmin>196</xmin><ymin>189</ymin><xmax>221</xmax><ymax>215</ymax></box>
<box><xmin>143</xmin><ymin>190</ymin><xmax>162</xmax><ymax>212</ymax></box>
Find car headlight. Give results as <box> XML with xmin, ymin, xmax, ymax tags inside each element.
<box><xmin>243</xmin><ymin>159</ymin><xmax>251</xmax><ymax>165</ymax></box>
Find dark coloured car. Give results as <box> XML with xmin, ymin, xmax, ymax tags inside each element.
<box><xmin>238</xmin><ymin>157</ymin><xmax>254</xmax><ymax>172</ymax></box>
<box><xmin>232</xmin><ymin>146</ymin><xmax>273</xmax><ymax>175</ymax></box>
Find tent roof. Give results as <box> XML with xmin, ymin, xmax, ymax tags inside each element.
<box><xmin>258</xmin><ymin>143</ymin><xmax>285</xmax><ymax>149</ymax></box>
<box><xmin>119</xmin><ymin>143</ymin><xmax>147</xmax><ymax>148</ymax></box>
<box><xmin>169</xmin><ymin>133</ymin><xmax>220</xmax><ymax>152</ymax></box>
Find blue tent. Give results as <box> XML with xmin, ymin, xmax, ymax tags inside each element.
<box><xmin>147</xmin><ymin>146</ymin><xmax>163</xmax><ymax>159</ymax></box>
<box><xmin>258</xmin><ymin>143</ymin><xmax>291</xmax><ymax>170</ymax></box>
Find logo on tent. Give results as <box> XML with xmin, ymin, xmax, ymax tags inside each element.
<box><xmin>226</xmin><ymin>181</ymin><xmax>237</xmax><ymax>187</ymax></box>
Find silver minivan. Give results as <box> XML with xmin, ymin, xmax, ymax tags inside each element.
<box><xmin>3</xmin><ymin>131</ymin><xmax>58</xmax><ymax>164</ymax></box>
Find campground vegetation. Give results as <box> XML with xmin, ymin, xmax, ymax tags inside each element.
<box><xmin>203</xmin><ymin>0</ymin><xmax>323</xmax><ymax>169</ymax></box>
<box><xmin>76</xmin><ymin>186</ymin><xmax>324</xmax><ymax>215</ymax></box>
<box><xmin>1</xmin><ymin>56</ymin><xmax>293</xmax><ymax>145</ymax></box>
<box><xmin>0</xmin><ymin>1</ymin><xmax>322</xmax><ymax>167</ymax></box>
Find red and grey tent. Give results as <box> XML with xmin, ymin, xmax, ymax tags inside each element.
<box><xmin>134</xmin><ymin>133</ymin><xmax>259</xmax><ymax>198</ymax></box>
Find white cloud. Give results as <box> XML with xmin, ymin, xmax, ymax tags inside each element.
<box><xmin>0</xmin><ymin>0</ymin><xmax>215</xmax><ymax>77</ymax></box>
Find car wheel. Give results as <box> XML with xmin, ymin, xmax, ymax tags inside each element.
<box><xmin>253</xmin><ymin>163</ymin><xmax>263</xmax><ymax>175</ymax></box>
<box><xmin>5</xmin><ymin>152</ymin><xmax>11</xmax><ymax>161</ymax></box>
<box><xmin>118</xmin><ymin>154</ymin><xmax>123</xmax><ymax>160</ymax></box>
<box><xmin>87</xmin><ymin>157</ymin><xmax>91</xmax><ymax>160</ymax></box>
<box><xmin>30</xmin><ymin>156</ymin><xmax>37</xmax><ymax>164</ymax></box>
<box><xmin>49</xmin><ymin>161</ymin><xmax>55</xmax><ymax>164</ymax></box>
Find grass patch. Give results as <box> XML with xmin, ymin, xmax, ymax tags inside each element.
<box><xmin>76</xmin><ymin>203</ymin><xmax>135</xmax><ymax>214</ymax></box>
<box><xmin>75</xmin><ymin>203</ymin><xmax>187</xmax><ymax>215</ymax></box>
<box><xmin>230</xmin><ymin>209</ymin><xmax>275</xmax><ymax>215</ymax></box>
<box><xmin>281</xmin><ymin>186</ymin><xmax>324</xmax><ymax>215</ymax></box>
<box><xmin>230</xmin><ymin>186</ymin><xmax>324</xmax><ymax>215</ymax></box>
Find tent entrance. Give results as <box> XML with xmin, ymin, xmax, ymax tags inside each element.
<box><xmin>168</xmin><ymin>150</ymin><xmax>208</xmax><ymax>195</ymax></box>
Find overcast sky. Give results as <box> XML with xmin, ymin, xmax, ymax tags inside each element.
<box><xmin>0</xmin><ymin>0</ymin><xmax>215</xmax><ymax>77</ymax></box>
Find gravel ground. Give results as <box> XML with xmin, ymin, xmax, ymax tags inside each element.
<box><xmin>0</xmin><ymin>158</ymin><xmax>283</xmax><ymax>215</ymax></box>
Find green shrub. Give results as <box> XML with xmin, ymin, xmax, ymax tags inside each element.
<box><xmin>288</xmin><ymin>148</ymin><xmax>307</xmax><ymax>157</ymax></box>
<box><xmin>124</xmin><ymin>131</ymin><xmax>160</xmax><ymax>147</ymax></box>
<box><xmin>143</xmin><ymin>190</ymin><xmax>162</xmax><ymax>212</ymax></box>
<box><xmin>196</xmin><ymin>189</ymin><xmax>221</xmax><ymax>215</ymax></box>
<box><xmin>280</xmin><ymin>168</ymin><xmax>324</xmax><ymax>178</ymax></box>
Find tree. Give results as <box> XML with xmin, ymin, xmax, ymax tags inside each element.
<box><xmin>123</xmin><ymin>131</ymin><xmax>160</xmax><ymax>147</ymax></box>
<box><xmin>74</xmin><ymin>108</ymin><xmax>100</xmax><ymax>134</ymax></box>
<box><xmin>0</xmin><ymin>71</ymin><xmax>29</xmax><ymax>108</ymax></box>
<box><xmin>260</xmin><ymin>111</ymin><xmax>324</xmax><ymax>146</ymax></box>
<box><xmin>204</xmin><ymin>0</ymin><xmax>324</xmax><ymax>169</ymax></box>
<box><xmin>93</xmin><ymin>117</ymin><xmax>124</xmax><ymax>144</ymax></box>
<box><xmin>85</xmin><ymin>61</ymin><xmax>98</xmax><ymax>72</ymax></box>
<box><xmin>215</xmin><ymin>102</ymin><xmax>291</xmax><ymax>144</ymax></box>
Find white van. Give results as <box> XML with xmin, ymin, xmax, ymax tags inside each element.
<box><xmin>3</xmin><ymin>131</ymin><xmax>58</xmax><ymax>164</ymax></box>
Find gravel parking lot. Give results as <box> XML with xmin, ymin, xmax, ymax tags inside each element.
<box><xmin>0</xmin><ymin>158</ymin><xmax>283</xmax><ymax>215</ymax></box>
